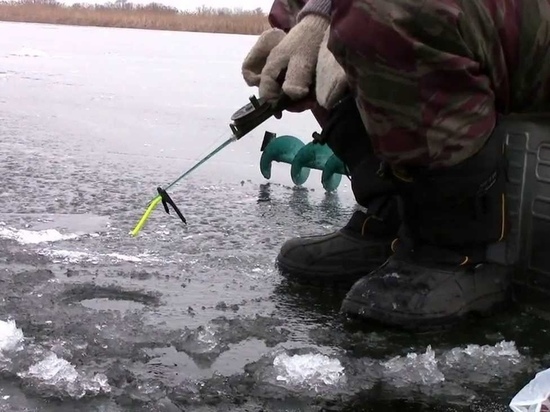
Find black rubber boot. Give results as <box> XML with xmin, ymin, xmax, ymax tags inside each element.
<box><xmin>340</xmin><ymin>130</ymin><xmax>514</xmax><ymax>330</ymax></box>
<box><xmin>276</xmin><ymin>95</ymin><xmax>400</xmax><ymax>287</ymax></box>
<box><xmin>277</xmin><ymin>196</ymin><xmax>399</xmax><ymax>287</ymax></box>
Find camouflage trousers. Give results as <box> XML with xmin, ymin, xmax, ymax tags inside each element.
<box><xmin>327</xmin><ymin>0</ymin><xmax>550</xmax><ymax>169</ymax></box>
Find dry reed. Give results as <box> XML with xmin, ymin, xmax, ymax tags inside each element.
<box><xmin>0</xmin><ymin>0</ymin><xmax>271</xmax><ymax>34</ymax></box>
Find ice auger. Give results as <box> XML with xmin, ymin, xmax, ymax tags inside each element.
<box><xmin>230</xmin><ymin>95</ymin><xmax>347</xmax><ymax>192</ymax></box>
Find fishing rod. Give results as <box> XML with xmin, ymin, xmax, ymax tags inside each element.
<box><xmin>129</xmin><ymin>94</ymin><xmax>291</xmax><ymax>237</ymax></box>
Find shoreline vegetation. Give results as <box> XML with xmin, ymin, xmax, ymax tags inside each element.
<box><xmin>0</xmin><ymin>0</ymin><xmax>271</xmax><ymax>34</ymax></box>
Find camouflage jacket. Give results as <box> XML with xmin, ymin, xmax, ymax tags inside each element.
<box><xmin>326</xmin><ymin>0</ymin><xmax>550</xmax><ymax>168</ymax></box>
<box><xmin>267</xmin><ymin>0</ymin><xmax>550</xmax><ymax>168</ymax></box>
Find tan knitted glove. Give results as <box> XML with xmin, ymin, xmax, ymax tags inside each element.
<box><xmin>241</xmin><ymin>28</ymin><xmax>286</xmax><ymax>87</ymax></box>
<box><xmin>315</xmin><ymin>27</ymin><xmax>348</xmax><ymax>110</ymax></box>
<box><xmin>258</xmin><ymin>14</ymin><xmax>329</xmax><ymax>102</ymax></box>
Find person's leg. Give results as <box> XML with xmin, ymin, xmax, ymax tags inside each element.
<box><xmin>342</xmin><ymin>127</ymin><xmax>511</xmax><ymax>329</ymax></box>
<box><xmin>326</xmin><ymin>0</ymin><xmax>524</xmax><ymax>328</ymax></box>
<box><xmin>276</xmin><ymin>94</ymin><xmax>401</xmax><ymax>287</ymax></box>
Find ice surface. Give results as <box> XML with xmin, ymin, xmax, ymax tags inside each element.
<box><xmin>8</xmin><ymin>47</ymin><xmax>48</xmax><ymax>57</ymax></box>
<box><xmin>0</xmin><ymin>19</ymin><xmax>538</xmax><ymax>410</ymax></box>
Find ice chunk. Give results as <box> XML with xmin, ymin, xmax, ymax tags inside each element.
<box><xmin>441</xmin><ymin>340</ymin><xmax>524</xmax><ymax>385</ymax></box>
<box><xmin>18</xmin><ymin>353</ymin><xmax>111</xmax><ymax>399</ymax></box>
<box><xmin>444</xmin><ymin>341</ymin><xmax>521</xmax><ymax>366</ymax></box>
<box><xmin>382</xmin><ymin>345</ymin><xmax>445</xmax><ymax>387</ymax></box>
<box><xmin>273</xmin><ymin>352</ymin><xmax>346</xmax><ymax>390</ymax></box>
<box><xmin>25</xmin><ymin>353</ymin><xmax>79</xmax><ymax>383</ymax></box>
<box><xmin>193</xmin><ymin>325</ymin><xmax>219</xmax><ymax>353</ymax></box>
<box><xmin>0</xmin><ymin>319</ymin><xmax>25</xmax><ymax>372</ymax></box>
<box><xmin>0</xmin><ymin>320</ymin><xmax>24</xmax><ymax>354</ymax></box>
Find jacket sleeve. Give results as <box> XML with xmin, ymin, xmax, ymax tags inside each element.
<box><xmin>297</xmin><ymin>0</ymin><xmax>332</xmax><ymax>20</ymax></box>
<box><xmin>327</xmin><ymin>0</ymin><xmax>502</xmax><ymax>168</ymax></box>
<box><xmin>268</xmin><ymin>0</ymin><xmax>308</xmax><ymax>32</ymax></box>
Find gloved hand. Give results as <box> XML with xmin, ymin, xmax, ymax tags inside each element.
<box><xmin>257</xmin><ymin>14</ymin><xmax>329</xmax><ymax>102</ymax></box>
<box><xmin>241</xmin><ymin>28</ymin><xmax>286</xmax><ymax>87</ymax></box>
<box><xmin>315</xmin><ymin>27</ymin><xmax>348</xmax><ymax>110</ymax></box>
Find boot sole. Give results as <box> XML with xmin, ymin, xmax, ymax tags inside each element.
<box><xmin>275</xmin><ymin>255</ymin><xmax>376</xmax><ymax>289</ymax></box>
<box><xmin>340</xmin><ymin>289</ymin><xmax>513</xmax><ymax>332</ymax></box>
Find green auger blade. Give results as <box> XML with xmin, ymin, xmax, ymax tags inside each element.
<box><xmin>260</xmin><ymin>135</ymin><xmax>305</xmax><ymax>180</ymax></box>
<box><xmin>322</xmin><ymin>154</ymin><xmax>346</xmax><ymax>192</ymax></box>
<box><xmin>290</xmin><ymin>142</ymin><xmax>335</xmax><ymax>186</ymax></box>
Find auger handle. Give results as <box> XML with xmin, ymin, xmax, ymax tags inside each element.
<box><xmin>229</xmin><ymin>94</ymin><xmax>292</xmax><ymax>140</ymax></box>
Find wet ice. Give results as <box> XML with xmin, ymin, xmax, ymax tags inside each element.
<box><xmin>9</xmin><ymin>47</ymin><xmax>48</xmax><ymax>57</ymax></box>
<box><xmin>0</xmin><ymin>20</ymin><xmax>545</xmax><ymax>411</ymax></box>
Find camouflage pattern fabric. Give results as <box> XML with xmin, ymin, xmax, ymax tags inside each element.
<box><xmin>268</xmin><ymin>0</ymin><xmax>307</xmax><ymax>32</ymax></box>
<box><xmin>326</xmin><ymin>0</ymin><xmax>550</xmax><ymax>169</ymax></box>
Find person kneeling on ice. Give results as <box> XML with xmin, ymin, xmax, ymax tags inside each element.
<box><xmin>243</xmin><ymin>0</ymin><xmax>399</xmax><ymax>290</ymax></box>
<box><xmin>241</xmin><ymin>0</ymin><xmax>550</xmax><ymax>330</ymax></box>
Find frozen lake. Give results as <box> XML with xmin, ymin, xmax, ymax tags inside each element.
<box><xmin>0</xmin><ymin>20</ymin><xmax>548</xmax><ymax>412</ymax></box>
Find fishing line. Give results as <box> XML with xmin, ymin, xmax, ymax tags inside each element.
<box><xmin>129</xmin><ymin>94</ymin><xmax>290</xmax><ymax>237</ymax></box>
